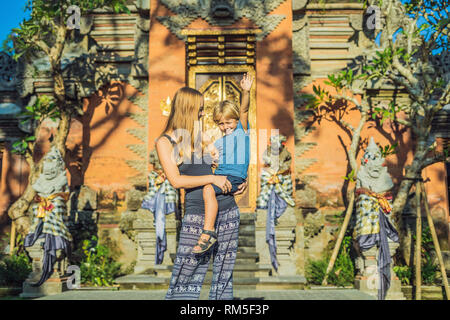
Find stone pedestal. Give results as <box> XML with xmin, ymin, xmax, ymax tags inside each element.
<box><xmin>255</xmin><ymin>207</ymin><xmax>298</xmax><ymax>276</ymax></box>
<box><xmin>354</xmin><ymin>240</ymin><xmax>406</xmax><ymax>300</ymax></box>
<box><xmin>20</xmin><ymin>239</ymin><xmax>69</xmax><ymax>298</ymax></box>
<box><xmin>132</xmin><ymin>210</ymin><xmax>177</xmax><ymax>276</ymax></box>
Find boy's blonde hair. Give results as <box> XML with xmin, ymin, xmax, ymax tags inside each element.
<box><xmin>213</xmin><ymin>100</ymin><xmax>239</xmax><ymax>123</ymax></box>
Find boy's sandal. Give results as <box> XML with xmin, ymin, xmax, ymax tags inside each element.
<box><xmin>192</xmin><ymin>229</ymin><xmax>217</xmax><ymax>255</ymax></box>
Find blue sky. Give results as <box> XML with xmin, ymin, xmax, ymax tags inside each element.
<box><xmin>0</xmin><ymin>1</ymin><xmax>29</xmax><ymax>46</ymax></box>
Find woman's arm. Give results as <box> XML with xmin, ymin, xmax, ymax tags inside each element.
<box><xmin>156</xmin><ymin>137</ymin><xmax>232</xmax><ymax>192</ymax></box>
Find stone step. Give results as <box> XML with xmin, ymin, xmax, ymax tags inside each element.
<box><xmin>115</xmin><ymin>275</ymin><xmax>169</xmax><ymax>290</ymax></box>
<box><xmin>236</xmin><ymin>252</ymin><xmax>259</xmax><ymax>264</ymax></box>
<box><xmin>130</xmin><ymin>260</ymin><xmax>268</xmax><ymax>278</ymax></box>
<box><xmin>401</xmin><ymin>286</ymin><xmax>445</xmax><ymax>300</ymax></box>
<box><xmin>238</xmin><ymin>224</ymin><xmax>255</xmax><ymax>232</ymax></box>
<box><xmin>237</xmin><ymin>246</ymin><xmax>258</xmax><ymax>253</ymax></box>
<box><xmin>239</xmin><ymin>213</ymin><xmax>256</xmax><ymax>222</ymax></box>
<box><xmin>309</xmin><ymin>27</ymin><xmax>354</xmax><ymax>34</ymax></box>
<box><xmin>238</xmin><ymin>233</ymin><xmax>255</xmax><ymax>238</ymax></box>
<box><xmin>236</xmin><ymin>251</ymin><xmax>259</xmax><ymax>259</ymax></box>
<box><xmin>309</xmin><ymin>42</ymin><xmax>350</xmax><ymax>49</ymax></box>
<box><xmin>116</xmin><ymin>274</ymin><xmax>306</xmax><ymax>291</ymax></box>
<box><xmin>237</xmin><ymin>237</ymin><xmax>255</xmax><ymax>247</ymax></box>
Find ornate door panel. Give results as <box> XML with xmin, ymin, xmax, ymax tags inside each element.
<box><xmin>198</xmin><ymin>74</ymin><xmax>243</xmax><ymax>142</ymax></box>
<box><xmin>189</xmin><ymin>67</ymin><xmax>257</xmax><ymax>212</ymax></box>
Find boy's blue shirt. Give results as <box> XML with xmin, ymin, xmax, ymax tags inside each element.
<box><xmin>213</xmin><ymin>120</ymin><xmax>250</xmax><ymax>179</ymax></box>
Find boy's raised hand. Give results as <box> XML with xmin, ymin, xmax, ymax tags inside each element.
<box><xmin>240</xmin><ymin>72</ymin><xmax>254</xmax><ymax>92</ymax></box>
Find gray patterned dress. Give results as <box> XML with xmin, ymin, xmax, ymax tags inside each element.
<box><xmin>162</xmin><ymin>135</ymin><xmax>240</xmax><ymax>300</ymax></box>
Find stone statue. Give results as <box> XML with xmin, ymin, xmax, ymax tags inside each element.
<box><xmin>356</xmin><ymin>137</ymin><xmax>394</xmax><ymax>194</ymax></box>
<box><xmin>257</xmin><ymin>134</ymin><xmax>295</xmax><ymax>272</ymax></box>
<box><xmin>354</xmin><ymin>137</ymin><xmax>401</xmax><ymax>300</ymax></box>
<box><xmin>141</xmin><ymin>149</ymin><xmax>178</xmax><ymax>265</ymax></box>
<box><xmin>261</xmin><ymin>134</ymin><xmax>292</xmax><ymax>176</ymax></box>
<box><xmin>23</xmin><ymin>146</ymin><xmax>72</xmax><ymax>288</ymax></box>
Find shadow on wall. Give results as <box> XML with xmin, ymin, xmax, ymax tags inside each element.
<box><xmin>63</xmin><ymin>82</ymin><xmax>130</xmax><ymax>189</ymax></box>
<box><xmin>293</xmin><ymin>50</ymin><xmax>420</xmax><ymax>209</ymax></box>
<box><xmin>258</xmin><ymin>31</ymin><xmax>296</xmax><ymax>141</ymax></box>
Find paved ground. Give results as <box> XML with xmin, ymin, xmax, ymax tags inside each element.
<box><xmin>35</xmin><ymin>288</ymin><xmax>375</xmax><ymax>300</ymax></box>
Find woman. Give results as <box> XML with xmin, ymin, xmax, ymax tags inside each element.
<box><xmin>156</xmin><ymin>87</ymin><xmax>246</xmax><ymax>300</ymax></box>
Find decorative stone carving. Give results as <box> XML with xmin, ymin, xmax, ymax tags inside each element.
<box><xmin>126</xmin><ymin>188</ymin><xmax>147</xmax><ymax>211</ymax></box>
<box><xmin>292</xmin><ymin>13</ymin><xmax>310</xmax><ymax>76</ymax></box>
<box><xmin>22</xmin><ymin>147</ymin><xmax>72</xmax><ymax>297</ymax></box>
<box><xmin>80</xmin><ymin>16</ymin><xmax>94</xmax><ymax>35</ymax></box>
<box><xmin>257</xmin><ymin>134</ymin><xmax>296</xmax><ymax>272</ymax></box>
<box><xmin>349</xmin><ymin>14</ymin><xmax>363</xmax><ymax>31</ymax></box>
<box><xmin>72</xmin><ymin>185</ymin><xmax>98</xmax><ymax>211</ymax></box>
<box><xmin>141</xmin><ymin>150</ymin><xmax>179</xmax><ymax>265</ymax></box>
<box><xmin>356</xmin><ymin>137</ymin><xmax>394</xmax><ymax>193</ymax></box>
<box><xmin>354</xmin><ymin>137</ymin><xmax>404</xmax><ymax>300</ymax></box>
<box><xmin>256</xmin><ymin>207</ymin><xmax>298</xmax><ymax>276</ymax></box>
<box><xmin>132</xmin><ymin>210</ymin><xmax>178</xmax><ymax>276</ymax></box>
<box><xmin>261</xmin><ymin>134</ymin><xmax>292</xmax><ymax>176</ymax></box>
<box><xmin>355</xmin><ymin>240</ymin><xmax>405</xmax><ymax>300</ymax></box>
<box><xmin>20</xmin><ymin>240</ymin><xmax>69</xmax><ymax>298</ymax></box>
<box><xmin>209</xmin><ymin>0</ymin><xmax>235</xmax><ymax>19</ymax></box>
<box><xmin>130</xmin><ymin>14</ymin><xmax>150</xmax><ymax>87</ymax></box>
<box><xmin>0</xmin><ymin>52</ymin><xmax>17</xmax><ymax>90</ymax></box>
<box><xmin>158</xmin><ymin>0</ymin><xmax>287</xmax><ymax>40</ymax></box>
<box><xmin>292</xmin><ymin>0</ymin><xmax>308</xmax><ymax>11</ymax></box>
<box><xmin>135</xmin><ymin>0</ymin><xmax>150</xmax><ymax>11</ymax></box>
<box><xmin>32</xmin><ymin>147</ymin><xmax>70</xmax><ymax>198</ymax></box>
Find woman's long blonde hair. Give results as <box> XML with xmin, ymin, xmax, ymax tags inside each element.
<box><xmin>160</xmin><ymin>87</ymin><xmax>204</xmax><ymax>164</ymax></box>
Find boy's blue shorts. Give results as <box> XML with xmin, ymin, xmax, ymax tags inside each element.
<box><xmin>212</xmin><ymin>175</ymin><xmax>246</xmax><ymax>195</ymax></box>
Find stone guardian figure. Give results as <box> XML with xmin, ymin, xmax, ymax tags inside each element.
<box><xmin>141</xmin><ymin>149</ymin><xmax>178</xmax><ymax>265</ymax></box>
<box><xmin>354</xmin><ymin>137</ymin><xmax>401</xmax><ymax>300</ymax></box>
<box><xmin>23</xmin><ymin>146</ymin><xmax>72</xmax><ymax>288</ymax></box>
<box><xmin>256</xmin><ymin>134</ymin><xmax>295</xmax><ymax>272</ymax></box>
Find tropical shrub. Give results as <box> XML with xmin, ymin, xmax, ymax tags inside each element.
<box><xmin>79</xmin><ymin>236</ymin><xmax>121</xmax><ymax>287</ymax></box>
<box><xmin>306</xmin><ymin>236</ymin><xmax>355</xmax><ymax>287</ymax></box>
<box><xmin>0</xmin><ymin>252</ymin><xmax>32</xmax><ymax>287</ymax></box>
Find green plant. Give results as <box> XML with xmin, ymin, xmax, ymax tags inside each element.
<box><xmin>305</xmin><ymin>258</ymin><xmax>328</xmax><ymax>285</ymax></box>
<box><xmin>12</xmin><ymin>95</ymin><xmax>59</xmax><ymax>155</ymax></box>
<box><xmin>393</xmin><ymin>265</ymin><xmax>412</xmax><ymax>285</ymax></box>
<box><xmin>79</xmin><ymin>236</ymin><xmax>121</xmax><ymax>287</ymax></box>
<box><xmin>396</xmin><ymin>224</ymin><xmax>440</xmax><ymax>286</ymax></box>
<box><xmin>306</xmin><ymin>236</ymin><xmax>355</xmax><ymax>287</ymax></box>
<box><xmin>422</xmin><ymin>259</ymin><xmax>438</xmax><ymax>285</ymax></box>
<box><xmin>0</xmin><ymin>252</ymin><xmax>32</xmax><ymax>287</ymax></box>
<box><xmin>416</xmin><ymin>225</ymin><xmax>439</xmax><ymax>285</ymax></box>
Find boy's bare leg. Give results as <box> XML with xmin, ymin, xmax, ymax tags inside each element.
<box><xmin>193</xmin><ymin>184</ymin><xmax>218</xmax><ymax>252</ymax></box>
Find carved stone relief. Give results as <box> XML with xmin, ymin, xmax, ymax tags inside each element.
<box><xmin>158</xmin><ymin>0</ymin><xmax>287</xmax><ymax>40</ymax></box>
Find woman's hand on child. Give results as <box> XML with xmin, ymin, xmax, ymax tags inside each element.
<box><xmin>213</xmin><ymin>175</ymin><xmax>232</xmax><ymax>193</ymax></box>
<box><xmin>240</xmin><ymin>72</ymin><xmax>254</xmax><ymax>92</ymax></box>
